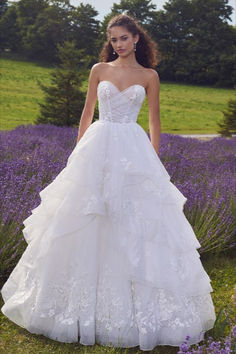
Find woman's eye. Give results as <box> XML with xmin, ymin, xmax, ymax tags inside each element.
<box><xmin>111</xmin><ymin>37</ymin><xmax>127</xmax><ymax>42</ymax></box>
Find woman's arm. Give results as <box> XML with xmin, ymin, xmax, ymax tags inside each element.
<box><xmin>76</xmin><ymin>64</ymin><xmax>100</xmax><ymax>144</ymax></box>
<box><xmin>146</xmin><ymin>69</ymin><xmax>161</xmax><ymax>155</ymax></box>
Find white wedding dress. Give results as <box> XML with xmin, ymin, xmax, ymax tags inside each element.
<box><xmin>1</xmin><ymin>80</ymin><xmax>216</xmax><ymax>351</ymax></box>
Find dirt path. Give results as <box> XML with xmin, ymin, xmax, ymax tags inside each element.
<box><xmin>179</xmin><ymin>134</ymin><xmax>236</xmax><ymax>141</ymax></box>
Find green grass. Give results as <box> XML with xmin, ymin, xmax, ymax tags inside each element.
<box><xmin>202</xmin><ymin>253</ymin><xmax>236</xmax><ymax>326</ymax></box>
<box><xmin>0</xmin><ymin>253</ymin><xmax>235</xmax><ymax>354</ymax></box>
<box><xmin>138</xmin><ymin>83</ymin><xmax>235</xmax><ymax>134</ymax></box>
<box><xmin>0</xmin><ymin>58</ymin><xmax>53</xmax><ymax>130</ymax></box>
<box><xmin>0</xmin><ymin>57</ymin><xmax>235</xmax><ymax>133</ymax></box>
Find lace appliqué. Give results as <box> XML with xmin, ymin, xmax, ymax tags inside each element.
<box><xmin>2</xmin><ymin>256</ymin><xmax>215</xmax><ymax>345</ymax></box>
<box><xmin>170</xmin><ymin>255</ymin><xmax>191</xmax><ymax>280</ymax></box>
<box><xmin>97</xmin><ymin>81</ymin><xmax>145</xmax><ymax>124</ymax></box>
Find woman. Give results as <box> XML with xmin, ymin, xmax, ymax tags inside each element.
<box><xmin>1</xmin><ymin>13</ymin><xmax>216</xmax><ymax>351</ymax></box>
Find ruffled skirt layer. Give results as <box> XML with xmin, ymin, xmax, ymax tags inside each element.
<box><xmin>1</xmin><ymin>121</ymin><xmax>216</xmax><ymax>350</ymax></box>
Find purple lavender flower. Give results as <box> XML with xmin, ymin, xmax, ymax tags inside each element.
<box><xmin>0</xmin><ymin>126</ymin><xmax>236</xmax><ymax>279</ymax></box>
<box><xmin>232</xmin><ymin>325</ymin><xmax>236</xmax><ymax>337</ymax></box>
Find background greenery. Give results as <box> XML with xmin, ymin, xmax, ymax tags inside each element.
<box><xmin>0</xmin><ymin>56</ymin><xmax>235</xmax><ymax>133</ymax></box>
<box><xmin>0</xmin><ymin>0</ymin><xmax>235</xmax><ymax>87</ymax></box>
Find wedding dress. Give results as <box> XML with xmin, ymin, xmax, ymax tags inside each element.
<box><xmin>1</xmin><ymin>80</ymin><xmax>216</xmax><ymax>351</ymax></box>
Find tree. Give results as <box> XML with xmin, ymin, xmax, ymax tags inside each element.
<box><xmin>18</xmin><ymin>0</ymin><xmax>71</xmax><ymax>62</ymax></box>
<box><xmin>0</xmin><ymin>0</ymin><xmax>8</xmax><ymax>18</ymax></box>
<box><xmin>36</xmin><ymin>40</ymin><xmax>91</xmax><ymax>127</ymax></box>
<box><xmin>69</xmin><ymin>3</ymin><xmax>101</xmax><ymax>60</ymax></box>
<box><xmin>150</xmin><ymin>0</ymin><xmax>194</xmax><ymax>80</ymax></box>
<box><xmin>16</xmin><ymin>0</ymin><xmax>49</xmax><ymax>33</ymax></box>
<box><xmin>0</xmin><ymin>3</ymin><xmax>21</xmax><ymax>52</ymax></box>
<box><xmin>217</xmin><ymin>93</ymin><xmax>236</xmax><ymax>137</ymax></box>
<box><xmin>186</xmin><ymin>0</ymin><xmax>236</xmax><ymax>86</ymax></box>
<box><xmin>151</xmin><ymin>0</ymin><xmax>236</xmax><ymax>86</ymax></box>
<box><xmin>110</xmin><ymin>0</ymin><xmax>157</xmax><ymax>24</ymax></box>
<box><xmin>6</xmin><ymin>0</ymin><xmax>101</xmax><ymax>63</ymax></box>
<box><xmin>0</xmin><ymin>0</ymin><xmax>49</xmax><ymax>54</ymax></box>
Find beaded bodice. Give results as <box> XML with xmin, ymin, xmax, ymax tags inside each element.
<box><xmin>97</xmin><ymin>80</ymin><xmax>146</xmax><ymax>124</ymax></box>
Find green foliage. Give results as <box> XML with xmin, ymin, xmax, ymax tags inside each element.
<box><xmin>0</xmin><ymin>3</ymin><xmax>21</xmax><ymax>52</ymax></box>
<box><xmin>69</xmin><ymin>3</ymin><xmax>101</xmax><ymax>60</ymax></box>
<box><xmin>155</xmin><ymin>0</ymin><xmax>236</xmax><ymax>87</ymax></box>
<box><xmin>202</xmin><ymin>253</ymin><xmax>236</xmax><ymax>336</ymax></box>
<box><xmin>20</xmin><ymin>1</ymin><xmax>71</xmax><ymax>62</ymax></box>
<box><xmin>0</xmin><ymin>0</ymin><xmax>101</xmax><ymax>63</ymax></box>
<box><xmin>0</xmin><ymin>220</ymin><xmax>26</xmax><ymax>286</ymax></box>
<box><xmin>208</xmin><ymin>306</ymin><xmax>229</xmax><ymax>339</ymax></box>
<box><xmin>186</xmin><ymin>199</ymin><xmax>236</xmax><ymax>255</ymax></box>
<box><xmin>217</xmin><ymin>92</ymin><xmax>236</xmax><ymax>137</ymax></box>
<box><xmin>0</xmin><ymin>0</ymin><xmax>235</xmax><ymax>87</ymax></box>
<box><xmin>36</xmin><ymin>40</ymin><xmax>89</xmax><ymax>127</ymax></box>
<box><xmin>111</xmin><ymin>0</ymin><xmax>157</xmax><ymax>23</ymax></box>
<box><xmin>0</xmin><ymin>0</ymin><xmax>8</xmax><ymax>18</ymax></box>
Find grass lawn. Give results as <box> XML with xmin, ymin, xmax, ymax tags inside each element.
<box><xmin>0</xmin><ymin>57</ymin><xmax>235</xmax><ymax>134</ymax></box>
<box><xmin>138</xmin><ymin>83</ymin><xmax>235</xmax><ymax>134</ymax></box>
<box><xmin>0</xmin><ymin>253</ymin><xmax>235</xmax><ymax>354</ymax></box>
<box><xmin>0</xmin><ymin>57</ymin><xmax>53</xmax><ymax>130</ymax></box>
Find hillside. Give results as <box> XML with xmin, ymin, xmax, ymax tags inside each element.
<box><xmin>0</xmin><ymin>57</ymin><xmax>235</xmax><ymax>133</ymax></box>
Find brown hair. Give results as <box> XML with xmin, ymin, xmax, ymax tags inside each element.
<box><xmin>99</xmin><ymin>14</ymin><xmax>160</xmax><ymax>69</ymax></box>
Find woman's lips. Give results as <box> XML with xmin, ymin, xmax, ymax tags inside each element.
<box><xmin>117</xmin><ymin>49</ymin><xmax>125</xmax><ymax>53</ymax></box>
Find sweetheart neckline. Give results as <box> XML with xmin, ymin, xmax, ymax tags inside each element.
<box><xmin>98</xmin><ymin>80</ymin><xmax>146</xmax><ymax>94</ymax></box>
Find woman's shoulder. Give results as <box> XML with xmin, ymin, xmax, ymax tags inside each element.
<box><xmin>140</xmin><ymin>67</ymin><xmax>159</xmax><ymax>85</ymax></box>
<box><xmin>144</xmin><ymin>67</ymin><xmax>159</xmax><ymax>76</ymax></box>
<box><xmin>90</xmin><ymin>62</ymin><xmax>159</xmax><ymax>81</ymax></box>
<box><xmin>134</xmin><ymin>66</ymin><xmax>159</xmax><ymax>82</ymax></box>
<box><xmin>91</xmin><ymin>62</ymin><xmax>109</xmax><ymax>70</ymax></box>
<box><xmin>90</xmin><ymin>62</ymin><xmax>110</xmax><ymax>77</ymax></box>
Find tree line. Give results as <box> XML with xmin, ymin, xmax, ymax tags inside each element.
<box><xmin>0</xmin><ymin>0</ymin><xmax>235</xmax><ymax>88</ymax></box>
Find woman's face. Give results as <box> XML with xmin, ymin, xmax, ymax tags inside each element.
<box><xmin>108</xmin><ymin>25</ymin><xmax>139</xmax><ymax>56</ymax></box>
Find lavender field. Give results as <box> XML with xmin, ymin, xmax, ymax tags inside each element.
<box><xmin>0</xmin><ymin>123</ymin><xmax>236</xmax><ymax>282</ymax></box>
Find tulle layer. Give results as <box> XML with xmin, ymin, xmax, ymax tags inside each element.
<box><xmin>1</xmin><ymin>220</ymin><xmax>215</xmax><ymax>349</ymax></box>
<box><xmin>2</xmin><ymin>218</ymin><xmax>215</xmax><ymax>350</ymax></box>
<box><xmin>23</xmin><ymin>121</ymin><xmax>190</xmax><ymax>249</ymax></box>
<box><xmin>1</xmin><ymin>121</ymin><xmax>216</xmax><ymax>349</ymax></box>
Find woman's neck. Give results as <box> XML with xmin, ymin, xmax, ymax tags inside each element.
<box><xmin>113</xmin><ymin>54</ymin><xmax>139</xmax><ymax>68</ymax></box>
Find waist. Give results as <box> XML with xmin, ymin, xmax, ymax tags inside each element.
<box><xmin>99</xmin><ymin>114</ymin><xmax>137</xmax><ymax>124</ymax></box>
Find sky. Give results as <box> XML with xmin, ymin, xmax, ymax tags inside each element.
<box><xmin>11</xmin><ymin>0</ymin><xmax>236</xmax><ymax>25</ymax></box>
<box><xmin>70</xmin><ymin>0</ymin><xmax>236</xmax><ymax>25</ymax></box>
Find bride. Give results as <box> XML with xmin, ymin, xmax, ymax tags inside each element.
<box><xmin>1</xmin><ymin>13</ymin><xmax>216</xmax><ymax>351</ymax></box>
<box><xmin>77</xmin><ymin>13</ymin><xmax>160</xmax><ymax>152</ymax></box>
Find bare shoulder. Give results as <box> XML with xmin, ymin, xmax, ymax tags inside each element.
<box><xmin>90</xmin><ymin>62</ymin><xmax>111</xmax><ymax>82</ymax></box>
<box><xmin>91</xmin><ymin>62</ymin><xmax>108</xmax><ymax>73</ymax></box>
<box><xmin>145</xmin><ymin>68</ymin><xmax>159</xmax><ymax>82</ymax></box>
<box><xmin>143</xmin><ymin>68</ymin><xmax>159</xmax><ymax>92</ymax></box>
<box><xmin>91</xmin><ymin>62</ymin><xmax>107</xmax><ymax>69</ymax></box>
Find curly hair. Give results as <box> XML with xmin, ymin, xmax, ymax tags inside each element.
<box><xmin>99</xmin><ymin>14</ymin><xmax>160</xmax><ymax>69</ymax></box>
